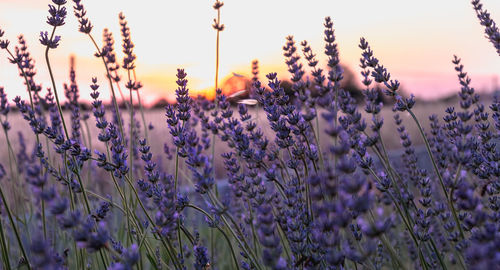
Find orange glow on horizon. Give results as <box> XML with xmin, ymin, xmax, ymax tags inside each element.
<box><xmin>0</xmin><ymin>0</ymin><xmax>499</xmax><ymax>105</ymax></box>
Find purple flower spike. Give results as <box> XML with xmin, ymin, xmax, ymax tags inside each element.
<box><xmin>72</xmin><ymin>0</ymin><xmax>93</xmax><ymax>34</ymax></box>
<box><xmin>39</xmin><ymin>31</ymin><xmax>61</xmax><ymax>49</ymax></box>
<box><xmin>0</xmin><ymin>28</ymin><xmax>9</xmax><ymax>48</ymax></box>
<box><xmin>46</xmin><ymin>4</ymin><xmax>67</xmax><ymax>26</ymax></box>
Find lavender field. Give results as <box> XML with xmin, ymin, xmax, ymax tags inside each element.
<box><xmin>0</xmin><ymin>0</ymin><xmax>499</xmax><ymax>269</ymax></box>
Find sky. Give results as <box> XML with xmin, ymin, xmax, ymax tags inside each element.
<box><xmin>0</xmin><ymin>0</ymin><xmax>499</xmax><ymax>105</ymax></box>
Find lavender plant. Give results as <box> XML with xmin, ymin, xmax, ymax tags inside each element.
<box><xmin>0</xmin><ymin>0</ymin><xmax>498</xmax><ymax>269</ymax></box>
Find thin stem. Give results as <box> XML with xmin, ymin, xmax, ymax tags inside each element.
<box><xmin>41</xmin><ymin>186</ymin><xmax>47</xmax><ymax>239</ymax></box>
<box><xmin>206</xmin><ymin>191</ymin><xmax>263</xmax><ymax>270</ymax></box>
<box><xmin>3</xmin><ymin>48</ymin><xmax>40</xmax><ymax>144</ymax></box>
<box><xmin>132</xmin><ymin>69</ymin><xmax>148</xmax><ymax>141</ymax></box>
<box><xmin>123</xmin><ymin>175</ymin><xmax>182</xmax><ymax>268</ymax></box>
<box><xmin>186</xmin><ymin>204</ymin><xmax>241</xmax><ymax>270</ymax></box>
<box><xmin>88</xmin><ymin>34</ymin><xmax>125</xmax><ymax>137</ymax></box>
<box><xmin>214</xmin><ymin>9</ymin><xmax>221</xmax><ymax>94</ymax></box>
<box><xmin>86</xmin><ymin>190</ymin><xmax>125</xmax><ymax>214</ymax></box>
<box><xmin>0</xmin><ymin>186</ymin><xmax>30</xmax><ymax>269</ymax></box>
<box><xmin>44</xmin><ymin>26</ymin><xmax>70</xmax><ymax>141</ymax></box>
<box><xmin>44</xmin><ymin>31</ymin><xmax>96</xmax><ymax>270</ymax></box>
<box><xmin>0</xmin><ymin>220</ymin><xmax>12</xmax><ymax>270</ymax></box>
<box><xmin>368</xmin><ymin>210</ymin><xmax>407</xmax><ymax>270</ymax></box>
<box><xmin>127</xmin><ymin>69</ymin><xmax>135</xmax><ymax>219</ymax></box>
<box><xmin>407</xmin><ymin>109</ymin><xmax>465</xmax><ymax>239</ymax></box>
<box><xmin>211</xmin><ymin>5</ymin><xmax>222</xmax><ymax>200</ymax></box>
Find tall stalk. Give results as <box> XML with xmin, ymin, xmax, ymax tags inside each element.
<box><xmin>210</xmin><ymin>0</ymin><xmax>225</xmax><ymax>191</ymax></box>
<box><xmin>0</xmin><ymin>185</ymin><xmax>30</xmax><ymax>269</ymax></box>
<box><xmin>132</xmin><ymin>70</ymin><xmax>149</xmax><ymax>141</ymax></box>
<box><xmin>0</xmin><ymin>220</ymin><xmax>11</xmax><ymax>270</ymax></box>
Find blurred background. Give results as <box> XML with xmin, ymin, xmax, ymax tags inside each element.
<box><xmin>0</xmin><ymin>0</ymin><xmax>499</xmax><ymax>105</ymax></box>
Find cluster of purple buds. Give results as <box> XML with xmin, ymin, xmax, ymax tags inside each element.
<box><xmin>471</xmin><ymin>0</ymin><xmax>500</xmax><ymax>56</ymax></box>
<box><xmin>212</xmin><ymin>1</ymin><xmax>225</xmax><ymax>31</ymax></box>
<box><xmin>139</xmin><ymin>139</ymin><xmax>159</xmax><ymax>183</ymax></box>
<box><xmin>89</xmin><ymin>78</ymin><xmax>110</xmax><ymax>142</ymax></box>
<box><xmin>39</xmin><ymin>31</ymin><xmax>61</xmax><ymax>49</ymax></box>
<box><xmin>0</xmin><ymin>2</ymin><xmax>499</xmax><ymax>269</ymax></box>
<box><xmin>74</xmin><ymin>220</ymin><xmax>109</xmax><ymax>253</ymax></box>
<box><xmin>359</xmin><ymin>38</ymin><xmax>415</xmax><ymax>111</ymax></box>
<box><xmin>47</xmin><ymin>0</ymin><xmax>67</xmax><ymax>27</ymax></box>
<box><xmin>301</xmin><ymin>40</ymin><xmax>326</xmax><ymax>96</ymax></box>
<box><xmin>40</xmin><ymin>0</ymin><xmax>67</xmax><ymax>48</ymax></box>
<box><xmin>119</xmin><ymin>12</ymin><xmax>136</xmax><ymax>70</ymax></box>
<box><xmin>103</xmin><ymin>29</ymin><xmax>121</xmax><ymax>82</ymax></box>
<box><xmin>14</xmin><ymin>96</ymin><xmax>45</xmax><ymax>134</ymax></box>
<box><xmin>0</xmin><ymin>87</ymin><xmax>9</xmax><ymax>130</ymax></box>
<box><xmin>324</xmin><ymin>16</ymin><xmax>343</xmax><ymax>91</ymax></box>
<box><xmin>283</xmin><ymin>35</ymin><xmax>306</xmax><ymax>100</ymax></box>
<box><xmin>108</xmin><ymin>244</ymin><xmax>139</xmax><ymax>270</ymax></box>
<box><xmin>108</xmin><ymin>123</ymin><xmax>129</xmax><ymax>178</ymax></box>
<box><xmin>0</xmin><ymin>27</ymin><xmax>9</xmax><ymax>49</ymax></box>
<box><xmin>64</xmin><ymin>56</ymin><xmax>82</xmax><ymax>142</ymax></box>
<box><xmin>72</xmin><ymin>0</ymin><xmax>93</xmax><ymax>34</ymax></box>
<box><xmin>30</xmin><ymin>234</ymin><xmax>65</xmax><ymax>269</ymax></box>
<box><xmin>15</xmin><ymin>36</ymin><xmax>41</xmax><ymax>94</ymax></box>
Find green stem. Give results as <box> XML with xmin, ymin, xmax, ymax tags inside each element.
<box><xmin>407</xmin><ymin>109</ymin><xmax>465</xmax><ymax>239</ymax></box>
<box><xmin>86</xmin><ymin>190</ymin><xmax>125</xmax><ymax>214</ymax></box>
<box><xmin>136</xmin><ymin>90</ymin><xmax>148</xmax><ymax>140</ymax></box>
<box><xmin>45</xmin><ymin>26</ymin><xmax>93</xmax><ymax>215</ymax></box>
<box><xmin>246</xmin><ymin>199</ymin><xmax>260</xmax><ymax>258</ymax></box>
<box><xmin>41</xmin><ymin>186</ymin><xmax>47</xmax><ymax>239</ymax></box>
<box><xmin>45</xmin><ymin>22</ymin><xmax>101</xmax><ymax>267</ymax></box>
<box><xmin>127</xmin><ymin>69</ymin><xmax>135</xmax><ymax>218</ymax></box>
<box><xmin>186</xmin><ymin>204</ymin><xmax>241</xmax><ymax>270</ymax></box>
<box><xmin>0</xmin><ymin>220</ymin><xmax>11</xmax><ymax>270</ymax></box>
<box><xmin>3</xmin><ymin>48</ymin><xmax>40</xmax><ymax>144</ymax></box>
<box><xmin>123</xmin><ymin>176</ymin><xmax>182</xmax><ymax>268</ymax></box>
<box><xmin>44</xmin><ymin>26</ymin><xmax>70</xmax><ymax>142</ymax></box>
<box><xmin>132</xmin><ymin>69</ymin><xmax>149</xmax><ymax>141</ymax></box>
<box><xmin>211</xmin><ymin>6</ymin><xmax>222</xmax><ymax>199</ymax></box>
<box><xmin>368</xmin><ymin>210</ymin><xmax>407</xmax><ymax>270</ymax></box>
<box><xmin>311</xmin><ymin>110</ymin><xmax>325</xmax><ymax>169</ymax></box>
<box><xmin>365</xmin><ymin>165</ymin><xmax>433</xmax><ymax>269</ymax></box>
<box><xmin>206</xmin><ymin>192</ymin><xmax>263</xmax><ymax>270</ymax></box>
<box><xmin>0</xmin><ymin>186</ymin><xmax>30</xmax><ymax>269</ymax></box>
<box><xmin>88</xmin><ymin>34</ymin><xmax>125</xmax><ymax>138</ymax></box>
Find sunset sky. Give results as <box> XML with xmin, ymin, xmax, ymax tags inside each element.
<box><xmin>0</xmin><ymin>0</ymin><xmax>499</xmax><ymax>105</ymax></box>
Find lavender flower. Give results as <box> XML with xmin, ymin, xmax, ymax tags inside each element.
<box><xmin>193</xmin><ymin>244</ymin><xmax>210</xmax><ymax>270</ymax></box>
<box><xmin>324</xmin><ymin>17</ymin><xmax>343</xmax><ymax>94</ymax></box>
<box><xmin>93</xmin><ymin>201</ymin><xmax>111</xmax><ymax>221</ymax></box>
<box><xmin>30</xmin><ymin>234</ymin><xmax>65</xmax><ymax>269</ymax></box>
<box><xmin>64</xmin><ymin>56</ymin><xmax>82</xmax><ymax>141</ymax></box>
<box><xmin>103</xmin><ymin>28</ymin><xmax>121</xmax><ymax>82</ymax></box>
<box><xmin>74</xmin><ymin>220</ymin><xmax>109</xmax><ymax>253</ymax></box>
<box><xmin>257</xmin><ymin>202</ymin><xmax>287</xmax><ymax>269</ymax></box>
<box><xmin>15</xmin><ymin>35</ymin><xmax>42</xmax><ymax>96</ymax></box>
<box><xmin>109</xmin><ymin>123</ymin><xmax>129</xmax><ymax>178</ymax></box>
<box><xmin>0</xmin><ymin>164</ymin><xmax>5</xmax><ymax>180</ymax></box>
<box><xmin>72</xmin><ymin>0</ymin><xmax>93</xmax><ymax>34</ymax></box>
<box><xmin>108</xmin><ymin>244</ymin><xmax>139</xmax><ymax>270</ymax></box>
<box><xmin>119</xmin><ymin>12</ymin><xmax>136</xmax><ymax>70</ymax></box>
<box><xmin>46</xmin><ymin>2</ymin><xmax>67</xmax><ymax>27</ymax></box>
<box><xmin>90</xmin><ymin>78</ymin><xmax>110</xmax><ymax>142</ymax></box>
<box><xmin>212</xmin><ymin>0</ymin><xmax>225</xmax><ymax>31</ymax></box>
<box><xmin>251</xmin><ymin>59</ymin><xmax>259</xmax><ymax>83</ymax></box>
<box><xmin>41</xmin><ymin>1</ymin><xmax>66</xmax><ymax>49</ymax></box>
<box><xmin>0</xmin><ymin>87</ymin><xmax>10</xmax><ymax>130</ymax></box>
<box><xmin>39</xmin><ymin>31</ymin><xmax>61</xmax><ymax>49</ymax></box>
<box><xmin>471</xmin><ymin>0</ymin><xmax>500</xmax><ymax>56</ymax></box>
<box><xmin>1</xmin><ymin>2</ymin><xmax>500</xmax><ymax>269</ymax></box>
<box><xmin>0</xmin><ymin>27</ymin><xmax>9</xmax><ymax>49</ymax></box>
